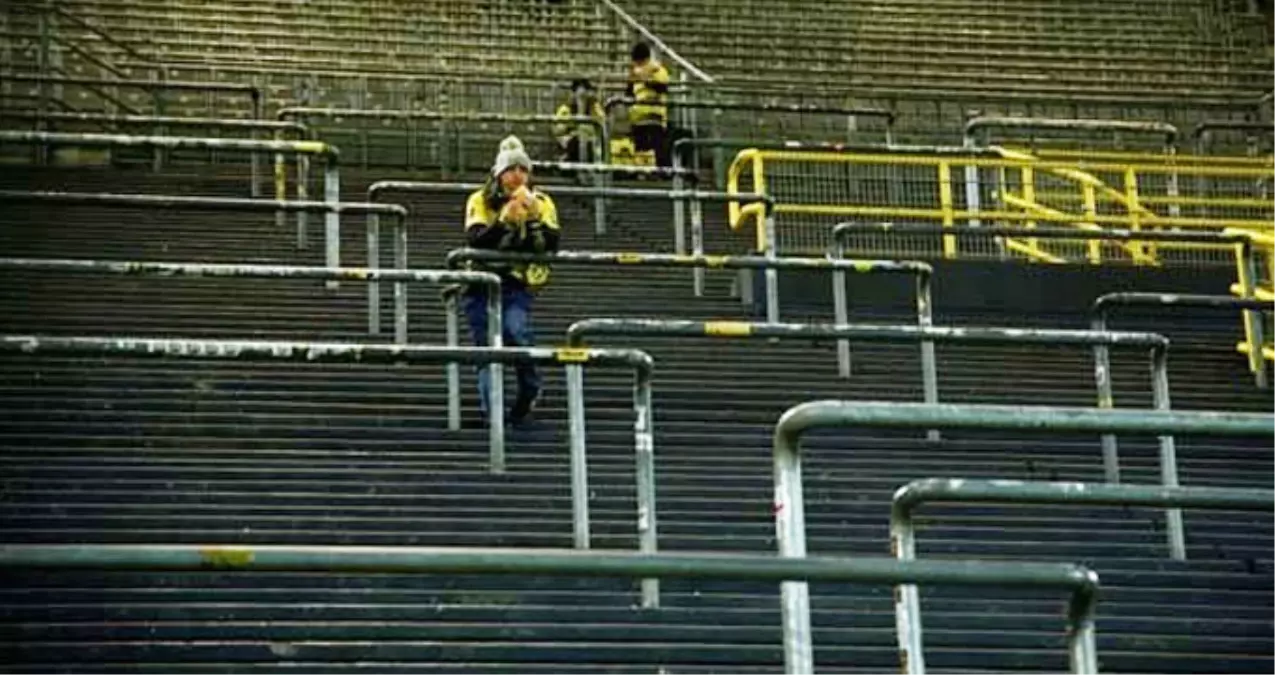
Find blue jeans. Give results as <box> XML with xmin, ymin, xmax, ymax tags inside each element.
<box><xmin>462</xmin><ymin>284</ymin><xmax>541</xmax><ymax>415</ymax></box>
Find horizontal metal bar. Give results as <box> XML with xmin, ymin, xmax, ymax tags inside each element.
<box><xmin>0</xmin><ymin>74</ymin><xmax>258</xmax><ymax>98</ymax></box>
<box><xmin>832</xmin><ymin>222</ymin><xmax>1251</xmax><ymax>245</ymax></box>
<box><xmin>0</xmin><ymin>190</ymin><xmax>400</xmax><ymax>215</ymax></box>
<box><xmin>0</xmin><ymin>259</ymin><xmax>486</xmax><ymax>285</ymax></box>
<box><xmin>279</xmin><ymin>107</ymin><xmax>590</xmax><ymax>125</ymax></box>
<box><xmin>894</xmin><ymin>478</ymin><xmax>1275</xmax><ymax>514</ymax></box>
<box><xmin>370</xmin><ymin>181</ymin><xmax>771</xmax><ymax>208</ymax></box>
<box><xmin>0</xmin><ymin>335</ymin><xmax>653</xmax><ymax>372</ymax></box>
<box><xmin>966</xmin><ymin>115</ymin><xmax>1179</xmax><ymax>143</ymax></box>
<box><xmin>1191</xmin><ymin>121</ymin><xmax>1275</xmax><ymax>140</ymax></box>
<box><xmin>596</xmin><ymin>0</ymin><xmax>713</xmax><ymax>82</ymax></box>
<box><xmin>446</xmin><ymin>248</ymin><xmax>931</xmax><ymax>275</ymax></box>
<box><xmin>1094</xmin><ymin>292</ymin><xmax>1273</xmax><ymax>314</ymax></box>
<box><xmin>532</xmin><ymin>160</ymin><xmax>693</xmax><ymax>178</ymax></box>
<box><xmin>0</xmin><ymin>111</ymin><xmax>305</xmax><ymax>133</ymax></box>
<box><xmin>777</xmin><ymin>401</ymin><xmax>1273</xmax><ymax>438</ymax></box>
<box><xmin>674</xmin><ymin>138</ymin><xmax>1003</xmax><ymax>157</ymax></box>
<box><xmin>565</xmin><ymin>318</ymin><xmax>1167</xmax><ymax>348</ymax></box>
<box><xmin>603</xmin><ymin>96</ymin><xmax>894</xmax><ymax>123</ymax></box>
<box><xmin>0</xmin><ymin>543</ymin><xmax>1095</xmax><ymax>590</ymax></box>
<box><xmin>0</xmin><ymin>131</ymin><xmax>334</xmax><ymax>157</ymax></box>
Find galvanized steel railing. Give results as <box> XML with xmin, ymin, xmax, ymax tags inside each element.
<box><xmin>889</xmin><ymin>478</ymin><xmax>1274</xmax><ymax>675</ymax></box>
<box><xmin>0</xmin><ymin>334</ymin><xmax>657</xmax><ymax>603</ymax></box>
<box><xmin>772</xmin><ymin>401</ymin><xmax>1273</xmax><ymax>674</ymax></box>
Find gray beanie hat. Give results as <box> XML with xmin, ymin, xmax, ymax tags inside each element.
<box><xmin>491</xmin><ymin>135</ymin><xmax>533</xmax><ymax>177</ymax></box>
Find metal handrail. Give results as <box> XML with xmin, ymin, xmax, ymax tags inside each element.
<box><xmin>889</xmin><ymin>478</ymin><xmax>1274</xmax><ymax>675</ymax></box>
<box><xmin>0</xmin><ymin>74</ymin><xmax>265</xmax><ymax>180</ymax></box>
<box><xmin>0</xmin><ymin>334</ymin><xmax>657</xmax><ymax>603</ymax></box>
<box><xmin>1092</xmin><ymin>291</ymin><xmax>1273</xmax><ymax>391</ymax></box>
<box><xmin>0</xmin><ymin>111</ymin><xmax>309</xmax><ymax>174</ymax></box>
<box><xmin>0</xmin><ymin>132</ymin><xmax>343</xmax><ymax>270</ymax></box>
<box><xmin>0</xmin><ymin>253</ymin><xmax>501</xmax><ymax>432</ymax></box>
<box><xmin>830</xmin><ymin>222</ymin><xmax>1264</xmax><ymax>382</ymax></box>
<box><xmin>275</xmin><ymin>106</ymin><xmax>614</xmax><ymax>173</ymax></box>
<box><xmin>772</xmin><ymin>400</ymin><xmax>1272</xmax><ymax>673</ymax></box>
<box><xmin>0</xmin><ymin>186</ymin><xmax>378</xmax><ymax>300</ymax></box>
<box><xmin>0</xmin><ymin>543</ymin><xmax>1099</xmax><ymax>675</ymax></box>
<box><xmin>47</xmin><ymin>4</ymin><xmax>158</xmax><ymax>66</ymax></box>
<box><xmin>566</xmin><ymin>316</ymin><xmax>1173</xmax><ymax>490</ymax></box>
<box><xmin>963</xmin><ymin>115</ymin><xmax>1181</xmax><ymax>148</ymax></box>
<box><xmin>367</xmin><ymin>180</ymin><xmax>770</xmax><ymax>296</ymax></box>
<box><xmin>594</xmin><ymin>0</ymin><xmax>714</xmax><ymax>83</ymax></box>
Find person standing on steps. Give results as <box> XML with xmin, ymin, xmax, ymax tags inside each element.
<box><xmin>554</xmin><ymin>77</ymin><xmax>606</xmax><ymax>165</ymax></box>
<box><xmin>626</xmin><ymin>41</ymin><xmax>671</xmax><ymax>168</ymax></box>
<box><xmin>462</xmin><ymin>135</ymin><xmax>561</xmax><ymax>427</ymax></box>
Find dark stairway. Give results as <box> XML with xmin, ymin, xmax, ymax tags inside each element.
<box><xmin>0</xmin><ymin>164</ymin><xmax>1271</xmax><ymax>673</ymax></box>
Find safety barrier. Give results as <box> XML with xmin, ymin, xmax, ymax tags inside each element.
<box><xmin>0</xmin><ymin>131</ymin><xmax>345</xmax><ymax>271</ymax></box>
<box><xmin>448</xmin><ymin>252</ymin><xmax>934</xmax><ymax>444</ymax></box>
<box><xmin>963</xmin><ymin>115</ymin><xmax>1180</xmax><ymax>150</ymax></box>
<box><xmin>0</xmin><ymin>334</ymin><xmax>657</xmax><ymax>597</ymax></box>
<box><xmin>603</xmin><ymin>97</ymin><xmax>895</xmax><ymax>147</ymax></box>
<box><xmin>1093</xmin><ymin>292</ymin><xmax>1273</xmax><ymax>391</ymax></box>
<box><xmin>446</xmin><ymin>245</ymin><xmax>931</xmax><ymax>331</ymax></box>
<box><xmin>1192</xmin><ymin>120</ymin><xmax>1275</xmax><ymax>156</ymax></box>
<box><xmin>368</xmin><ymin>180</ymin><xmax>770</xmax><ymax>299</ymax></box>
<box><xmin>0</xmin><ymin>74</ymin><xmax>265</xmax><ymax>187</ymax></box>
<box><xmin>889</xmin><ymin>478</ymin><xmax>1275</xmax><ymax>675</ymax></box>
<box><xmin>0</xmin><ymin>189</ymin><xmax>401</xmax><ymax>305</ymax></box>
<box><xmin>0</xmin><ymin>253</ymin><xmax>484</xmax><ymax>348</ymax></box>
<box><xmin>834</xmin><ymin>223</ymin><xmax>1272</xmax><ymax>392</ymax></box>
<box><xmin>566</xmin><ymin>315</ymin><xmax>1170</xmax><ymax>460</ymax></box>
<box><xmin>773</xmin><ymin>401</ymin><xmax>1273</xmax><ymax>674</ymax></box>
<box><xmin>275</xmin><ymin>106</ymin><xmax>611</xmax><ymax>176</ymax></box>
<box><xmin>726</xmin><ymin>147</ymin><xmax>1274</xmax><ymax>263</ymax></box>
<box><xmin>0</xmin><ymin>543</ymin><xmax>1098</xmax><ymax>675</ymax></box>
<box><xmin>0</xmin><ymin>111</ymin><xmax>307</xmax><ymax>174</ymax></box>
<box><xmin>366</xmin><ymin>174</ymin><xmax>704</xmax><ymax>240</ymax></box>
<box><xmin>831</xmin><ymin>220</ymin><xmax>1257</xmax><ymax>266</ymax></box>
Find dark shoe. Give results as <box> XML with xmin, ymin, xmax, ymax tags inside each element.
<box><xmin>509</xmin><ymin>390</ymin><xmax>540</xmax><ymax>426</ymax></box>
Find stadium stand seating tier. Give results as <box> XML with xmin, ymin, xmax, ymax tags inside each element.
<box><xmin>0</xmin><ymin>0</ymin><xmax>1272</xmax><ymax>671</ymax></box>
<box><xmin>0</xmin><ymin>161</ymin><xmax>1271</xmax><ymax>672</ymax></box>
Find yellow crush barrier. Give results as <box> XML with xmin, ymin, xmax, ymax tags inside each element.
<box><xmin>726</xmin><ymin>147</ymin><xmax>1274</xmax><ymax>266</ymax></box>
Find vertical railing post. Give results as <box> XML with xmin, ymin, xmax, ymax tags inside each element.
<box><xmin>773</xmin><ymin>425</ymin><xmax>814</xmax><ymax>674</ymax></box>
<box><xmin>249</xmin><ymin>89</ymin><xmax>263</xmax><ymax>198</ymax></box>
<box><xmin>938</xmin><ymin>161</ymin><xmax>956</xmax><ymax>258</ymax></box>
<box><xmin>890</xmin><ymin>502</ymin><xmax>926</xmax><ymax>675</ymax></box>
<box><xmin>1021</xmin><ymin>165</ymin><xmax>1038</xmax><ymax>259</ymax></box>
<box><xmin>393</xmin><ymin>217</ymin><xmax>409</xmax><ymax>345</ymax></box>
<box><xmin>690</xmin><ymin>195</ymin><xmax>705</xmax><ymax>297</ymax></box>
<box><xmin>1152</xmin><ymin>346</ymin><xmax>1186</xmax><ymax>559</ymax></box>
<box><xmin>634</xmin><ymin>365</ymin><xmax>660</xmax><ymax>608</ymax></box>
<box><xmin>917</xmin><ymin>272</ymin><xmax>940</xmax><ymax>442</ymax></box>
<box><xmin>1082</xmin><ymin>183</ymin><xmax>1101</xmax><ymax>264</ymax></box>
<box><xmin>1124</xmin><ymin>167</ymin><xmax>1151</xmax><ymax>263</ymax></box>
<box><xmin>322</xmin><ymin>159</ymin><xmax>341</xmax><ymax>289</ymax></box>
<box><xmin>833</xmin><ymin>237</ymin><xmax>851</xmax><ymax>379</ymax></box>
<box><xmin>567</xmin><ymin>362</ymin><xmax>590</xmax><ymax>549</ymax></box>
<box><xmin>1236</xmin><ymin>240</ymin><xmax>1268</xmax><ymax>388</ymax></box>
<box><xmin>445</xmin><ymin>292</ymin><xmax>461</xmax><ymax>433</ymax></box>
<box><xmin>1091</xmin><ymin>311</ymin><xmax>1122</xmax><ymax>483</ymax></box>
<box><xmin>764</xmin><ymin>213</ymin><xmax>780</xmax><ymax>323</ymax></box>
<box><xmin>297</xmin><ymin>154</ymin><xmax>311</xmax><ymax>251</ymax></box>
<box><xmin>366</xmin><ymin>210</ymin><xmax>380</xmax><ymax>336</ymax></box>
<box><xmin>487</xmin><ymin>290</ymin><xmax>506</xmax><ymax>474</ymax></box>
<box><xmin>274</xmin><ymin>129</ymin><xmax>288</xmax><ymax>234</ymax></box>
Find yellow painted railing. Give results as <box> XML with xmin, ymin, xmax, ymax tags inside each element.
<box><xmin>724</xmin><ymin>146</ymin><xmax>1274</xmax><ymax>385</ymax></box>
<box><xmin>726</xmin><ymin>148</ymin><xmax>1274</xmax><ymax>265</ymax></box>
